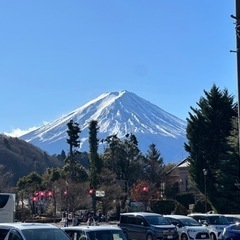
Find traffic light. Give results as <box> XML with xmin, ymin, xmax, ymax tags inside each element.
<box><xmin>142</xmin><ymin>186</ymin><xmax>148</xmax><ymax>192</ymax></box>
<box><xmin>89</xmin><ymin>188</ymin><xmax>95</xmax><ymax>195</ymax></box>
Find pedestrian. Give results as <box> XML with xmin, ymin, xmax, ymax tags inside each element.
<box><xmin>87</xmin><ymin>216</ymin><xmax>96</xmax><ymax>226</ymax></box>
<box><xmin>72</xmin><ymin>214</ymin><xmax>78</xmax><ymax>226</ymax></box>
<box><xmin>64</xmin><ymin>217</ymin><xmax>68</xmax><ymax>227</ymax></box>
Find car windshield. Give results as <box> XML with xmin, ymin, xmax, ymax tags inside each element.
<box><xmin>145</xmin><ymin>216</ymin><xmax>171</xmax><ymax>225</ymax></box>
<box><xmin>226</xmin><ymin>217</ymin><xmax>240</xmax><ymax>224</ymax></box>
<box><xmin>231</xmin><ymin>224</ymin><xmax>240</xmax><ymax>231</ymax></box>
<box><xmin>87</xmin><ymin>230</ymin><xmax>127</xmax><ymax>240</ymax></box>
<box><xmin>179</xmin><ymin>218</ymin><xmax>202</xmax><ymax>227</ymax></box>
<box><xmin>22</xmin><ymin>228</ymin><xmax>70</xmax><ymax>240</ymax></box>
<box><xmin>208</xmin><ymin>216</ymin><xmax>229</xmax><ymax>225</ymax></box>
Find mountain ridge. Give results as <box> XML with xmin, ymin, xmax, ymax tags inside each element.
<box><xmin>20</xmin><ymin>90</ymin><xmax>188</xmax><ymax>163</ymax></box>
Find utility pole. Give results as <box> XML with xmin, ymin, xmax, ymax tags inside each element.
<box><xmin>232</xmin><ymin>0</ymin><xmax>240</xmax><ymax>158</ymax></box>
<box><xmin>237</xmin><ymin>0</ymin><xmax>240</xmax><ymax>159</ymax></box>
<box><xmin>203</xmin><ymin>169</ymin><xmax>208</xmax><ymax>213</ymax></box>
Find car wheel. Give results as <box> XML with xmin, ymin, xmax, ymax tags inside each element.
<box><xmin>146</xmin><ymin>234</ymin><xmax>153</xmax><ymax>240</ymax></box>
<box><xmin>210</xmin><ymin>233</ymin><xmax>217</xmax><ymax>240</ymax></box>
<box><xmin>181</xmin><ymin>233</ymin><xmax>188</xmax><ymax>240</ymax></box>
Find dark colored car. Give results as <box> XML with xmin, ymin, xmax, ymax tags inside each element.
<box><xmin>119</xmin><ymin>212</ymin><xmax>178</xmax><ymax>240</ymax></box>
<box><xmin>224</xmin><ymin>215</ymin><xmax>240</xmax><ymax>224</ymax></box>
<box><xmin>222</xmin><ymin>223</ymin><xmax>240</xmax><ymax>240</ymax></box>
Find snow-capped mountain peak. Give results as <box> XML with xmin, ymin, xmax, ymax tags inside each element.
<box><xmin>20</xmin><ymin>90</ymin><xmax>187</xmax><ymax>163</ymax></box>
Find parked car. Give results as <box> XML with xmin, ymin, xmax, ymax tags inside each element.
<box><xmin>188</xmin><ymin>213</ymin><xmax>229</xmax><ymax>240</ymax></box>
<box><xmin>118</xmin><ymin>212</ymin><xmax>178</xmax><ymax>240</ymax></box>
<box><xmin>164</xmin><ymin>214</ymin><xmax>210</xmax><ymax>240</ymax></box>
<box><xmin>62</xmin><ymin>225</ymin><xmax>127</xmax><ymax>240</ymax></box>
<box><xmin>224</xmin><ymin>215</ymin><xmax>240</xmax><ymax>224</ymax></box>
<box><xmin>0</xmin><ymin>222</ymin><xmax>70</xmax><ymax>240</ymax></box>
<box><xmin>222</xmin><ymin>223</ymin><xmax>240</xmax><ymax>240</ymax></box>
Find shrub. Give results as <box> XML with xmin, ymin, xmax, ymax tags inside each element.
<box><xmin>150</xmin><ymin>199</ymin><xmax>187</xmax><ymax>215</ymax></box>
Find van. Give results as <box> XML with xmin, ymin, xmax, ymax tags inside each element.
<box><xmin>119</xmin><ymin>212</ymin><xmax>178</xmax><ymax>240</ymax></box>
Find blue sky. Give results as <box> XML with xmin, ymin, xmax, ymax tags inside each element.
<box><xmin>0</xmin><ymin>1</ymin><xmax>237</xmax><ymax>136</ymax></box>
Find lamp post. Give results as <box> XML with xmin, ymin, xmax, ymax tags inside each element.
<box><xmin>203</xmin><ymin>169</ymin><xmax>208</xmax><ymax>212</ymax></box>
<box><xmin>65</xmin><ymin>181</ymin><xmax>69</xmax><ymax>227</ymax></box>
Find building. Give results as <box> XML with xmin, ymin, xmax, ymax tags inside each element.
<box><xmin>165</xmin><ymin>158</ymin><xmax>190</xmax><ymax>193</ymax></box>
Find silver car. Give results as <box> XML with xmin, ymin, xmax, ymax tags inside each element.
<box><xmin>0</xmin><ymin>222</ymin><xmax>70</xmax><ymax>240</ymax></box>
<box><xmin>62</xmin><ymin>225</ymin><xmax>127</xmax><ymax>240</ymax></box>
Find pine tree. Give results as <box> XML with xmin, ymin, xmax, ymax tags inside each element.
<box><xmin>66</xmin><ymin>120</ymin><xmax>80</xmax><ymax>180</ymax></box>
<box><xmin>143</xmin><ymin>143</ymin><xmax>165</xmax><ymax>187</ymax></box>
<box><xmin>88</xmin><ymin>120</ymin><xmax>101</xmax><ymax>215</ymax></box>
<box><xmin>184</xmin><ymin>84</ymin><xmax>238</xmax><ymax>212</ymax></box>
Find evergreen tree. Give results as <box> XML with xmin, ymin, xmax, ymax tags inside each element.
<box><xmin>143</xmin><ymin>143</ymin><xmax>165</xmax><ymax>187</ymax></box>
<box><xmin>184</xmin><ymin>84</ymin><xmax>238</xmax><ymax>212</ymax></box>
<box><xmin>102</xmin><ymin>133</ymin><xmax>143</xmax><ymax>209</ymax></box>
<box><xmin>66</xmin><ymin>120</ymin><xmax>81</xmax><ymax>180</ymax></box>
<box><xmin>88</xmin><ymin>120</ymin><xmax>101</xmax><ymax>215</ymax></box>
<box><xmin>103</xmin><ymin>133</ymin><xmax>143</xmax><ymax>185</ymax></box>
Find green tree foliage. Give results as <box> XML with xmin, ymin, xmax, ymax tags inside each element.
<box><xmin>0</xmin><ymin>164</ymin><xmax>13</xmax><ymax>192</ymax></box>
<box><xmin>192</xmin><ymin>200</ymin><xmax>213</xmax><ymax>213</ymax></box>
<box><xmin>41</xmin><ymin>168</ymin><xmax>62</xmax><ymax>187</ymax></box>
<box><xmin>17</xmin><ymin>172</ymin><xmax>42</xmax><ymax>193</ymax></box>
<box><xmin>143</xmin><ymin>144</ymin><xmax>165</xmax><ymax>187</ymax></box>
<box><xmin>184</xmin><ymin>84</ymin><xmax>239</xmax><ymax>212</ymax></box>
<box><xmin>150</xmin><ymin>199</ymin><xmax>188</xmax><ymax>215</ymax></box>
<box><xmin>89</xmin><ymin>120</ymin><xmax>101</xmax><ymax>187</ymax></box>
<box><xmin>0</xmin><ymin>134</ymin><xmax>61</xmax><ymax>188</ymax></box>
<box><xmin>103</xmin><ymin>133</ymin><xmax>143</xmax><ymax>185</ymax></box>
<box><xmin>175</xmin><ymin>192</ymin><xmax>195</xmax><ymax>209</ymax></box>
<box><xmin>17</xmin><ymin>172</ymin><xmax>43</xmax><ymax>214</ymax></box>
<box><xmin>88</xmin><ymin>120</ymin><xmax>101</xmax><ymax>215</ymax></box>
<box><xmin>66</xmin><ymin>120</ymin><xmax>81</xmax><ymax>180</ymax></box>
<box><xmin>62</xmin><ymin>159</ymin><xmax>88</xmax><ymax>182</ymax></box>
<box><xmin>102</xmin><ymin>133</ymin><xmax>144</xmax><ymax>210</ymax></box>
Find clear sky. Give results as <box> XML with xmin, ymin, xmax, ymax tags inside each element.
<box><xmin>0</xmin><ymin>1</ymin><xmax>237</xmax><ymax>136</ymax></box>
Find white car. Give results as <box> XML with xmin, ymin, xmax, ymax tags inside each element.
<box><xmin>164</xmin><ymin>215</ymin><xmax>210</xmax><ymax>240</ymax></box>
<box><xmin>188</xmin><ymin>213</ymin><xmax>229</xmax><ymax>240</ymax></box>
<box><xmin>0</xmin><ymin>222</ymin><xmax>70</xmax><ymax>240</ymax></box>
<box><xmin>62</xmin><ymin>225</ymin><xmax>127</xmax><ymax>240</ymax></box>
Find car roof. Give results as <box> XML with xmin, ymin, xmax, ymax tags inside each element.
<box><xmin>120</xmin><ymin>212</ymin><xmax>163</xmax><ymax>217</ymax></box>
<box><xmin>188</xmin><ymin>213</ymin><xmax>223</xmax><ymax>217</ymax></box>
<box><xmin>164</xmin><ymin>215</ymin><xmax>194</xmax><ymax>219</ymax></box>
<box><xmin>0</xmin><ymin>223</ymin><xmax>59</xmax><ymax>230</ymax></box>
<box><xmin>62</xmin><ymin>225</ymin><xmax>122</xmax><ymax>231</ymax></box>
<box><xmin>224</xmin><ymin>214</ymin><xmax>240</xmax><ymax>218</ymax></box>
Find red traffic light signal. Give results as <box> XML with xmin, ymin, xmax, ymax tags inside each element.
<box><xmin>89</xmin><ymin>188</ymin><xmax>95</xmax><ymax>195</ymax></box>
<box><xmin>142</xmin><ymin>186</ymin><xmax>148</xmax><ymax>192</ymax></box>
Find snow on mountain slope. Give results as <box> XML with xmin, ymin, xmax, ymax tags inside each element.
<box><xmin>20</xmin><ymin>90</ymin><xmax>188</xmax><ymax>163</ymax></box>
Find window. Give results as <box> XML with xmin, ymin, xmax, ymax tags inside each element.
<box><xmin>9</xmin><ymin>230</ymin><xmax>23</xmax><ymax>240</ymax></box>
<box><xmin>0</xmin><ymin>229</ymin><xmax>10</xmax><ymax>240</ymax></box>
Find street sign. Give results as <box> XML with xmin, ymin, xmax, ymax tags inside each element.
<box><xmin>95</xmin><ymin>190</ymin><xmax>105</xmax><ymax>197</ymax></box>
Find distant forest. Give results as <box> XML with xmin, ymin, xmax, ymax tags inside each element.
<box><xmin>0</xmin><ymin>134</ymin><xmax>64</xmax><ymax>189</ymax></box>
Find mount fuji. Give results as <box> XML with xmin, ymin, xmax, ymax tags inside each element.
<box><xmin>20</xmin><ymin>90</ymin><xmax>188</xmax><ymax>163</ymax></box>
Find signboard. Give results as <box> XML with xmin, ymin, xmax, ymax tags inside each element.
<box><xmin>95</xmin><ymin>190</ymin><xmax>105</xmax><ymax>197</ymax></box>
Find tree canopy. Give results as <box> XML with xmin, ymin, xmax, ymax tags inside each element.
<box><xmin>185</xmin><ymin>84</ymin><xmax>239</xmax><ymax>212</ymax></box>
